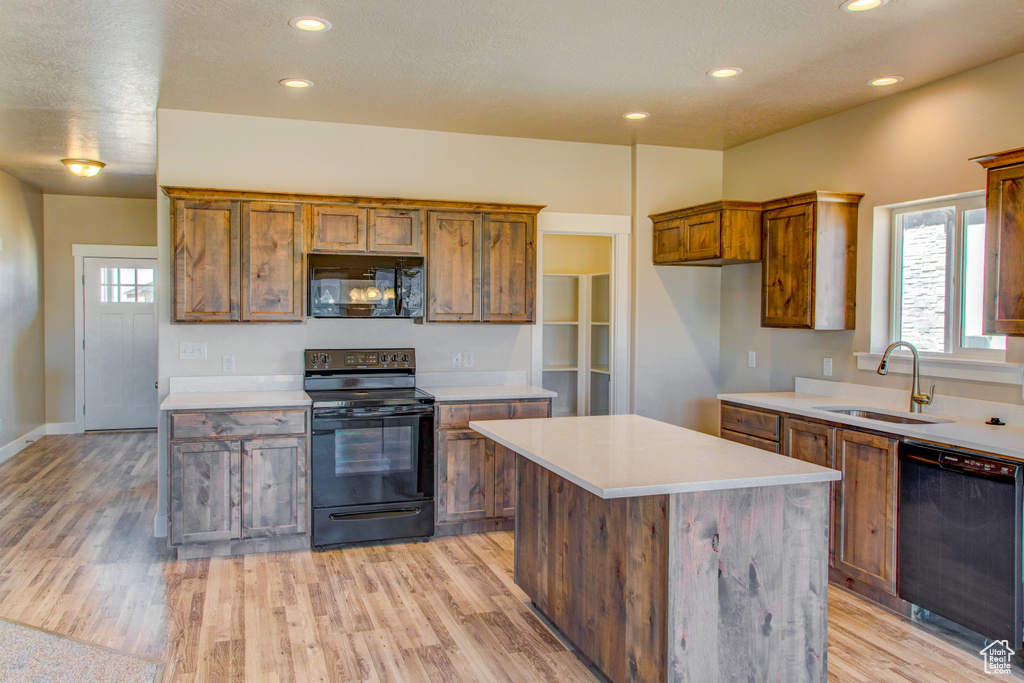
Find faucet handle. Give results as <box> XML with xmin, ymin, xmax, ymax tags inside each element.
<box><xmin>913</xmin><ymin>384</ymin><xmax>935</xmax><ymax>406</ymax></box>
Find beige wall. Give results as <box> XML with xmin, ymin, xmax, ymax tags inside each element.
<box><xmin>543</xmin><ymin>234</ymin><xmax>611</xmax><ymax>274</ymax></box>
<box><xmin>42</xmin><ymin>195</ymin><xmax>157</xmax><ymax>424</ymax></box>
<box><xmin>720</xmin><ymin>52</ymin><xmax>1024</xmax><ymax>402</ymax></box>
<box><xmin>0</xmin><ymin>171</ymin><xmax>45</xmax><ymax>449</ymax></box>
<box><xmin>631</xmin><ymin>145</ymin><xmax>724</xmax><ymax>432</ymax></box>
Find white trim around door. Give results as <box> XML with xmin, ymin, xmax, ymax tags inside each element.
<box><xmin>73</xmin><ymin>245</ymin><xmax>159</xmax><ymax>434</ymax></box>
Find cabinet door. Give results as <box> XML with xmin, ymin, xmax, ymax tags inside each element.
<box><xmin>681</xmin><ymin>210</ymin><xmax>721</xmax><ymax>260</ymax></box>
<box><xmin>481</xmin><ymin>213</ymin><xmax>536</xmax><ymax>323</ymax></box>
<box><xmin>369</xmin><ymin>208</ymin><xmax>424</xmax><ymax>255</ymax></box>
<box><xmin>241</xmin><ymin>202</ymin><xmax>304</xmax><ymax>322</ymax></box>
<box><xmin>985</xmin><ymin>163</ymin><xmax>1024</xmax><ymax>335</ymax></box>
<box><xmin>436</xmin><ymin>429</ymin><xmax>492</xmax><ymax>522</ymax></box>
<box><xmin>241</xmin><ymin>436</ymin><xmax>307</xmax><ymax>538</ymax></box>
<box><xmin>762</xmin><ymin>203</ymin><xmax>815</xmax><ymax>328</ymax></box>
<box><xmin>427</xmin><ymin>212</ymin><xmax>482</xmax><ymax>322</ymax></box>
<box><xmin>653</xmin><ymin>219</ymin><xmax>682</xmax><ymax>263</ymax></box>
<box><xmin>173</xmin><ymin>199</ymin><xmax>241</xmax><ymax>322</ymax></box>
<box><xmin>311</xmin><ymin>205</ymin><xmax>367</xmax><ymax>252</ymax></box>
<box><xmin>491</xmin><ymin>441</ymin><xmax>517</xmax><ymax>519</ymax></box>
<box><xmin>833</xmin><ymin>429</ymin><xmax>898</xmax><ymax>594</ymax></box>
<box><xmin>784</xmin><ymin>418</ymin><xmax>836</xmax><ymax>565</ymax></box>
<box><xmin>170</xmin><ymin>440</ymin><xmax>241</xmax><ymax>545</ymax></box>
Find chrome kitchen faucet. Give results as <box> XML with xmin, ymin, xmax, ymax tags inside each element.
<box><xmin>876</xmin><ymin>341</ymin><xmax>935</xmax><ymax>413</ymax></box>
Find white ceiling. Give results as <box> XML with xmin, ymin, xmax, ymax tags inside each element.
<box><xmin>2</xmin><ymin>0</ymin><xmax>1023</xmax><ymax>198</ymax></box>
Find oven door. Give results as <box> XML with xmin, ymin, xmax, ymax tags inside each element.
<box><xmin>310</xmin><ymin>405</ymin><xmax>434</xmax><ymax>508</ymax></box>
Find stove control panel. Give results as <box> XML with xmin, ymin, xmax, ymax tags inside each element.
<box><xmin>305</xmin><ymin>348</ymin><xmax>415</xmax><ymax>371</ymax></box>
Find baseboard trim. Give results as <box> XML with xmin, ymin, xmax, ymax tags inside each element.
<box><xmin>154</xmin><ymin>514</ymin><xmax>168</xmax><ymax>538</ymax></box>
<box><xmin>0</xmin><ymin>425</ymin><xmax>48</xmax><ymax>466</ymax></box>
<box><xmin>46</xmin><ymin>422</ymin><xmax>79</xmax><ymax>435</ymax></box>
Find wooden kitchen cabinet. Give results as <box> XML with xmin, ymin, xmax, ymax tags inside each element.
<box><xmin>972</xmin><ymin>147</ymin><xmax>1024</xmax><ymax>335</ymax></box>
<box><xmin>651</xmin><ymin>200</ymin><xmax>763</xmax><ymax>266</ymax></box>
<box><xmin>310</xmin><ymin>205</ymin><xmax>425</xmax><ymax>255</ymax></box>
<box><xmin>167</xmin><ymin>407</ymin><xmax>309</xmax><ymax>557</ymax></box>
<box><xmin>784</xmin><ymin>417</ymin><xmax>837</xmax><ymax>565</ymax></box>
<box><xmin>425</xmin><ymin>211</ymin><xmax>536</xmax><ymax>323</ymax></box>
<box><xmin>434</xmin><ymin>398</ymin><xmax>550</xmax><ymax>534</ymax></box>
<box><xmin>833</xmin><ymin>428</ymin><xmax>898</xmax><ymax>595</ymax></box>
<box><xmin>368</xmin><ymin>208</ymin><xmax>425</xmax><ymax>254</ymax></box>
<box><xmin>173</xmin><ymin>199</ymin><xmax>241</xmax><ymax>322</ymax></box>
<box><xmin>310</xmin><ymin>205</ymin><xmax>367</xmax><ymax>252</ymax></box>
<box><xmin>761</xmin><ymin>191</ymin><xmax>862</xmax><ymax>329</ymax></box>
<box><xmin>241</xmin><ymin>202</ymin><xmax>304</xmax><ymax>322</ymax></box>
<box><xmin>719</xmin><ymin>402</ymin><xmax>781</xmax><ymax>452</ymax></box>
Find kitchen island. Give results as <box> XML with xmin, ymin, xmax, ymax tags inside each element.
<box><xmin>470</xmin><ymin>414</ymin><xmax>841</xmax><ymax>683</ymax></box>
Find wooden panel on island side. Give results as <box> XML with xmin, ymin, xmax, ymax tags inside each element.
<box><xmin>515</xmin><ymin>454</ymin><xmax>830</xmax><ymax>683</ymax></box>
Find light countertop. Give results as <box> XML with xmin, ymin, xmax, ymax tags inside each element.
<box><xmin>469</xmin><ymin>414</ymin><xmax>839</xmax><ymax>499</ymax></box>
<box><xmin>423</xmin><ymin>385</ymin><xmax>555</xmax><ymax>402</ymax></box>
<box><xmin>719</xmin><ymin>391</ymin><xmax>1024</xmax><ymax>461</ymax></box>
<box><xmin>160</xmin><ymin>390</ymin><xmax>311</xmax><ymax>411</ymax></box>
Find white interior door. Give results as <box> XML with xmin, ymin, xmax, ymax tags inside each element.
<box><xmin>84</xmin><ymin>257</ymin><xmax>158</xmax><ymax>430</ymax></box>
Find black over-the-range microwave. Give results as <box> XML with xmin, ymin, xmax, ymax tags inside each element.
<box><xmin>308</xmin><ymin>254</ymin><xmax>425</xmax><ymax>319</ymax></box>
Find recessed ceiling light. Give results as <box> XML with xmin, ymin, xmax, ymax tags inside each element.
<box><xmin>61</xmin><ymin>159</ymin><xmax>105</xmax><ymax>177</ymax></box>
<box><xmin>840</xmin><ymin>0</ymin><xmax>888</xmax><ymax>11</ymax></box>
<box><xmin>288</xmin><ymin>16</ymin><xmax>331</xmax><ymax>31</ymax></box>
<box><xmin>279</xmin><ymin>78</ymin><xmax>314</xmax><ymax>88</ymax></box>
<box><xmin>708</xmin><ymin>67</ymin><xmax>742</xmax><ymax>78</ymax></box>
<box><xmin>622</xmin><ymin>111</ymin><xmax>650</xmax><ymax>120</ymax></box>
<box><xmin>868</xmin><ymin>76</ymin><xmax>903</xmax><ymax>86</ymax></box>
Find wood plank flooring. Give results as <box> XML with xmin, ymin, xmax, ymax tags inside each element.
<box><xmin>0</xmin><ymin>432</ymin><xmax>1009</xmax><ymax>682</ymax></box>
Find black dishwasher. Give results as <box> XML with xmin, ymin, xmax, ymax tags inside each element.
<box><xmin>898</xmin><ymin>440</ymin><xmax>1023</xmax><ymax>648</ymax></box>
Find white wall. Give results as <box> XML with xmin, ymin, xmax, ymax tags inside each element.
<box><xmin>0</xmin><ymin>170</ymin><xmax>45</xmax><ymax>456</ymax></box>
<box><xmin>631</xmin><ymin>145</ymin><xmax>724</xmax><ymax>432</ymax></box>
<box><xmin>720</xmin><ymin>52</ymin><xmax>1024</xmax><ymax>403</ymax></box>
<box><xmin>154</xmin><ymin>109</ymin><xmax>635</xmax><ymax>533</ymax></box>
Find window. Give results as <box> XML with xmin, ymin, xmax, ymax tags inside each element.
<box><xmin>891</xmin><ymin>194</ymin><xmax>1004</xmax><ymax>356</ymax></box>
<box><xmin>100</xmin><ymin>267</ymin><xmax>155</xmax><ymax>303</ymax></box>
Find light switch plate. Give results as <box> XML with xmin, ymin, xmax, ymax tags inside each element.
<box><xmin>223</xmin><ymin>354</ymin><xmax>236</xmax><ymax>373</ymax></box>
<box><xmin>179</xmin><ymin>341</ymin><xmax>208</xmax><ymax>360</ymax></box>
<box><xmin>464</xmin><ymin>351</ymin><xmax>475</xmax><ymax>368</ymax></box>
<box><xmin>823</xmin><ymin>357</ymin><xmax>833</xmax><ymax>377</ymax></box>
<box><xmin>748</xmin><ymin>351</ymin><xmax>756</xmax><ymax>368</ymax></box>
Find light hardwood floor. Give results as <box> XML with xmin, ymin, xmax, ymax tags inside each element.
<box><xmin>0</xmin><ymin>432</ymin><xmax>1004</xmax><ymax>682</ymax></box>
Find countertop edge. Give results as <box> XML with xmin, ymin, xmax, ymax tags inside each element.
<box><xmin>160</xmin><ymin>391</ymin><xmax>312</xmax><ymax>411</ymax></box>
<box><xmin>424</xmin><ymin>385</ymin><xmax>556</xmax><ymax>402</ymax></box>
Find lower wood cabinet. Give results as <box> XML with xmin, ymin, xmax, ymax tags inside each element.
<box><xmin>833</xmin><ymin>428</ymin><xmax>898</xmax><ymax>595</ymax></box>
<box><xmin>168</xmin><ymin>407</ymin><xmax>309</xmax><ymax>555</ymax></box>
<box><xmin>783</xmin><ymin>417</ymin><xmax>837</xmax><ymax>564</ymax></box>
<box><xmin>434</xmin><ymin>398</ymin><xmax>550</xmax><ymax>534</ymax></box>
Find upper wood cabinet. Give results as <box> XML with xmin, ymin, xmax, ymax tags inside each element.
<box><xmin>651</xmin><ymin>201</ymin><xmax>763</xmax><ymax>266</ymax></box>
<box><xmin>369</xmin><ymin>208</ymin><xmax>424</xmax><ymax>254</ymax></box>
<box><xmin>310</xmin><ymin>205</ymin><xmax>367</xmax><ymax>252</ymax></box>
<box><xmin>173</xmin><ymin>199</ymin><xmax>241</xmax><ymax>322</ymax></box>
<box><xmin>972</xmin><ymin>147</ymin><xmax>1024</xmax><ymax>336</ymax></box>
<box><xmin>310</xmin><ymin>206</ymin><xmax>425</xmax><ymax>255</ymax></box>
<box><xmin>761</xmin><ymin>191</ymin><xmax>863</xmax><ymax>330</ymax></box>
<box><xmin>426</xmin><ymin>211</ymin><xmax>537</xmax><ymax>323</ymax></box>
<box><xmin>241</xmin><ymin>202</ymin><xmax>304</xmax><ymax>322</ymax></box>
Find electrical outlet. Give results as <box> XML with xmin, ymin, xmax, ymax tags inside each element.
<box><xmin>823</xmin><ymin>357</ymin><xmax>833</xmax><ymax>377</ymax></box>
<box><xmin>451</xmin><ymin>351</ymin><xmax>462</xmax><ymax>369</ymax></box>
<box><xmin>179</xmin><ymin>341</ymin><xmax>207</xmax><ymax>360</ymax></box>
<box><xmin>464</xmin><ymin>351</ymin><xmax>475</xmax><ymax>368</ymax></box>
<box><xmin>223</xmin><ymin>354</ymin><xmax>236</xmax><ymax>373</ymax></box>
<box><xmin>748</xmin><ymin>351</ymin><xmax>756</xmax><ymax>368</ymax></box>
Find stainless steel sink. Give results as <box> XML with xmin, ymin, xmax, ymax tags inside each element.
<box><xmin>813</xmin><ymin>406</ymin><xmax>953</xmax><ymax>425</ymax></box>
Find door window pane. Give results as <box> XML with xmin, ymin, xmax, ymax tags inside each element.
<box><xmin>137</xmin><ymin>269</ymin><xmax>154</xmax><ymax>285</ymax></box>
<box><xmin>97</xmin><ymin>268</ymin><xmax>155</xmax><ymax>303</ymax></box>
<box><xmin>118</xmin><ymin>268</ymin><xmax>135</xmax><ymax>285</ymax></box>
<box><xmin>897</xmin><ymin>207</ymin><xmax>952</xmax><ymax>352</ymax></box>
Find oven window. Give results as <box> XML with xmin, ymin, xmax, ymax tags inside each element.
<box><xmin>334</xmin><ymin>424</ymin><xmax>413</xmax><ymax>475</ymax></box>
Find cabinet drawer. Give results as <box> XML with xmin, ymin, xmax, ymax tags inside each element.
<box><xmin>170</xmin><ymin>409</ymin><xmax>307</xmax><ymax>440</ymax></box>
<box><xmin>720</xmin><ymin>404</ymin><xmax>780</xmax><ymax>441</ymax></box>
<box><xmin>437</xmin><ymin>400</ymin><xmax>550</xmax><ymax>429</ymax></box>
<box><xmin>721</xmin><ymin>429</ymin><xmax>780</xmax><ymax>453</ymax></box>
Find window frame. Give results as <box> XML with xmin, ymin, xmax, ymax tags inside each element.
<box><xmin>889</xmin><ymin>191</ymin><xmax>1002</xmax><ymax>360</ymax></box>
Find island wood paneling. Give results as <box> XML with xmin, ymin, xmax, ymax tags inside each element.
<box><xmin>666</xmin><ymin>483</ymin><xmax>829</xmax><ymax>682</ymax></box>
<box><xmin>174</xmin><ymin>199</ymin><xmax>241</xmax><ymax>322</ymax></box>
<box><xmin>515</xmin><ymin>455</ymin><xmax>669</xmax><ymax>683</ymax></box>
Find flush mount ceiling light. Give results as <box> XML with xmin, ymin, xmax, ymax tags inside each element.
<box><xmin>279</xmin><ymin>78</ymin><xmax>314</xmax><ymax>88</ymax></box>
<box><xmin>708</xmin><ymin>67</ymin><xmax>742</xmax><ymax>78</ymax></box>
<box><xmin>840</xmin><ymin>0</ymin><xmax>888</xmax><ymax>11</ymax></box>
<box><xmin>288</xmin><ymin>16</ymin><xmax>332</xmax><ymax>31</ymax></box>
<box><xmin>868</xmin><ymin>75</ymin><xmax>904</xmax><ymax>86</ymax></box>
<box><xmin>61</xmin><ymin>159</ymin><xmax>105</xmax><ymax>177</ymax></box>
<box><xmin>622</xmin><ymin>111</ymin><xmax>650</xmax><ymax>120</ymax></box>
